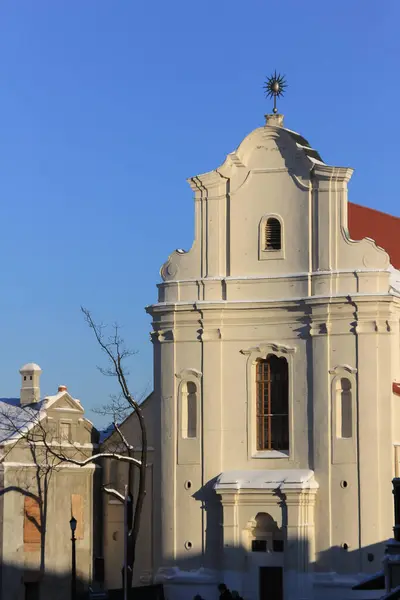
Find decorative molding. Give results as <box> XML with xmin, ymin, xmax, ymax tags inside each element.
<box><xmin>252</xmin><ymin>450</ymin><xmax>289</xmax><ymax>460</ymax></box>
<box><xmin>329</xmin><ymin>364</ymin><xmax>357</xmax><ymax>375</ymax></box>
<box><xmin>150</xmin><ymin>330</ymin><xmax>160</xmax><ymax>343</ymax></box>
<box><xmin>311</xmin><ymin>164</ymin><xmax>353</xmax><ymax>184</ymax></box>
<box><xmin>158</xmin><ymin>329</ymin><xmax>174</xmax><ymax>342</ymax></box>
<box><xmin>241</xmin><ymin>342</ymin><xmax>297</xmax><ymax>356</ymax></box>
<box><xmin>160</xmin><ymin>258</ymin><xmax>179</xmax><ymax>281</ymax></box>
<box><xmin>225</xmin><ymin>152</ymin><xmax>245</xmax><ymax>169</ymax></box>
<box><xmin>243</xmin><ymin>342</ymin><xmax>296</xmax><ymax>462</ymax></box>
<box><xmin>175</xmin><ymin>368</ymin><xmax>202</xmax><ymax>381</ymax></box>
<box><xmin>259</xmin><ymin>213</ymin><xmax>285</xmax><ymax>262</ymax></box>
<box><xmin>355</xmin><ymin>319</ymin><xmax>392</xmax><ymax>334</ymax></box>
<box><xmin>198</xmin><ymin>328</ymin><xmax>222</xmax><ymax>342</ymax></box>
<box><xmin>309</xmin><ymin>322</ymin><xmax>331</xmax><ymax>337</ymax></box>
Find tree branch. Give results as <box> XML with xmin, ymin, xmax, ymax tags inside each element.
<box><xmin>103</xmin><ymin>487</ymin><xmax>125</xmax><ymax>502</ymax></box>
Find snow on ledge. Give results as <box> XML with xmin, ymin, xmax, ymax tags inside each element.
<box><xmin>389</xmin><ymin>265</ymin><xmax>400</xmax><ymax>295</ymax></box>
<box><xmin>214</xmin><ymin>469</ymin><xmax>318</xmax><ymax>491</ymax></box>
<box><xmin>154</xmin><ymin>567</ymin><xmax>218</xmax><ymax>584</ymax></box>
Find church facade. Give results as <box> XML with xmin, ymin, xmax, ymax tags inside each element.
<box><xmin>144</xmin><ymin>111</ymin><xmax>400</xmax><ymax>600</ymax></box>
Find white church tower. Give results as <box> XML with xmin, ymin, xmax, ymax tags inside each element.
<box><xmin>147</xmin><ymin>91</ymin><xmax>400</xmax><ymax>600</ymax></box>
<box><xmin>19</xmin><ymin>362</ymin><xmax>42</xmax><ymax>406</ymax></box>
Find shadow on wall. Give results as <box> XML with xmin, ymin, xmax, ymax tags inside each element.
<box><xmin>1</xmin><ymin>562</ymin><xmax>89</xmax><ymax>600</ymax></box>
<box><xmin>151</xmin><ymin>482</ymin><xmax>388</xmax><ymax>600</ymax></box>
<box><xmin>154</xmin><ymin>543</ymin><xmax>387</xmax><ymax>600</ymax></box>
<box><xmin>0</xmin><ymin>462</ymin><xmax>103</xmax><ymax>600</ymax></box>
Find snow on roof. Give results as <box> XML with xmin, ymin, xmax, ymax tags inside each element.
<box><xmin>0</xmin><ymin>398</ymin><xmax>45</xmax><ymax>443</ymax></box>
<box><xmin>155</xmin><ymin>567</ymin><xmax>217</xmax><ymax>584</ymax></box>
<box><xmin>99</xmin><ymin>423</ymin><xmax>115</xmax><ymax>443</ymax></box>
<box><xmin>19</xmin><ymin>363</ymin><xmax>42</xmax><ymax>373</ymax></box>
<box><xmin>214</xmin><ymin>469</ymin><xmax>318</xmax><ymax>491</ymax></box>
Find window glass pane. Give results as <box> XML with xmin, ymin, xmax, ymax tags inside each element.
<box><xmin>256</xmin><ymin>356</ymin><xmax>289</xmax><ymax>451</ymax></box>
<box><xmin>270</xmin><ymin>415</ymin><xmax>289</xmax><ymax>450</ymax></box>
<box><xmin>186</xmin><ymin>382</ymin><xmax>197</xmax><ymax>438</ymax></box>
<box><xmin>340</xmin><ymin>378</ymin><xmax>352</xmax><ymax>438</ymax></box>
<box><xmin>60</xmin><ymin>422</ymin><xmax>72</xmax><ymax>441</ymax></box>
<box><xmin>182</xmin><ymin>381</ymin><xmax>197</xmax><ymax>439</ymax></box>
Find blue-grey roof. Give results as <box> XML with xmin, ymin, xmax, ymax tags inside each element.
<box><xmin>99</xmin><ymin>423</ymin><xmax>115</xmax><ymax>443</ymax></box>
<box><xmin>0</xmin><ymin>398</ymin><xmax>43</xmax><ymax>443</ymax></box>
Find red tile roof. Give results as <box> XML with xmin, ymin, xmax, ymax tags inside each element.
<box><xmin>348</xmin><ymin>202</ymin><xmax>400</xmax><ymax>269</ymax></box>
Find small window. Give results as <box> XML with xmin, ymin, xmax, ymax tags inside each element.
<box><xmin>60</xmin><ymin>422</ymin><xmax>72</xmax><ymax>442</ymax></box>
<box><xmin>25</xmin><ymin>582</ymin><xmax>40</xmax><ymax>600</ymax></box>
<box><xmin>265</xmin><ymin>218</ymin><xmax>281</xmax><ymax>250</ymax></box>
<box><xmin>24</xmin><ymin>376</ymin><xmax>26</xmax><ymax>381</ymax></box>
<box><xmin>109</xmin><ymin>459</ymin><xmax>119</xmax><ymax>489</ymax></box>
<box><xmin>252</xmin><ymin>539</ymin><xmax>267</xmax><ymax>552</ymax></box>
<box><xmin>181</xmin><ymin>381</ymin><xmax>197</xmax><ymax>439</ymax></box>
<box><xmin>336</xmin><ymin>377</ymin><xmax>352</xmax><ymax>438</ymax></box>
<box><xmin>256</xmin><ymin>355</ymin><xmax>289</xmax><ymax>451</ymax></box>
<box><xmin>24</xmin><ymin>496</ymin><xmax>41</xmax><ymax>546</ymax></box>
<box><xmin>273</xmin><ymin>539</ymin><xmax>284</xmax><ymax>552</ymax></box>
<box><xmin>30</xmin><ymin>375</ymin><xmax>32</xmax><ymax>381</ymax></box>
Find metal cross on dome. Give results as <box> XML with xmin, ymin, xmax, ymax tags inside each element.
<box><xmin>264</xmin><ymin>71</ymin><xmax>287</xmax><ymax>114</ymax></box>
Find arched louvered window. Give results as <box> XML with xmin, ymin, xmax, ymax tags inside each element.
<box><xmin>256</xmin><ymin>355</ymin><xmax>289</xmax><ymax>451</ymax></box>
<box><xmin>264</xmin><ymin>218</ymin><xmax>281</xmax><ymax>250</ymax></box>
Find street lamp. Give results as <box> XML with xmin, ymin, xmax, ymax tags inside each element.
<box><xmin>70</xmin><ymin>516</ymin><xmax>77</xmax><ymax>600</ymax></box>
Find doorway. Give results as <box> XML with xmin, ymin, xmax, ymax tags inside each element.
<box><xmin>259</xmin><ymin>566</ymin><xmax>283</xmax><ymax>600</ymax></box>
<box><xmin>25</xmin><ymin>582</ymin><xmax>40</xmax><ymax>600</ymax></box>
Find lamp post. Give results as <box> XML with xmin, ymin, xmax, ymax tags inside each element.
<box><xmin>70</xmin><ymin>516</ymin><xmax>77</xmax><ymax>600</ymax></box>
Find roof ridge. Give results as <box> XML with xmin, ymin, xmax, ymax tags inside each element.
<box><xmin>350</xmin><ymin>202</ymin><xmax>400</xmax><ymax>222</ymax></box>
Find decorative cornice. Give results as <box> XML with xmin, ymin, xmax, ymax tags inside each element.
<box><xmin>198</xmin><ymin>328</ymin><xmax>222</xmax><ymax>342</ymax></box>
<box><xmin>151</xmin><ymin>329</ymin><xmax>174</xmax><ymax>342</ymax></box>
<box><xmin>187</xmin><ymin>171</ymin><xmax>225</xmax><ymax>193</ymax></box>
<box><xmin>240</xmin><ymin>342</ymin><xmax>297</xmax><ymax>356</ymax></box>
<box><xmin>309</xmin><ymin>322</ymin><xmax>332</xmax><ymax>337</ymax></box>
<box><xmin>311</xmin><ymin>164</ymin><xmax>353</xmax><ymax>183</ymax></box>
<box><xmin>329</xmin><ymin>364</ymin><xmax>357</xmax><ymax>375</ymax></box>
<box><xmin>175</xmin><ymin>368</ymin><xmax>202</xmax><ymax>381</ymax></box>
<box><xmin>354</xmin><ymin>319</ymin><xmax>392</xmax><ymax>334</ymax></box>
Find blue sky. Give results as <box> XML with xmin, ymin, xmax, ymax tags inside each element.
<box><xmin>0</xmin><ymin>1</ymin><xmax>398</xmax><ymax>426</ymax></box>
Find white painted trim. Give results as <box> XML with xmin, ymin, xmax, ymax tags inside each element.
<box><xmin>26</xmin><ymin>440</ymin><xmax>97</xmax><ymax>450</ymax></box>
<box><xmin>50</xmin><ymin>407</ymin><xmax>82</xmax><ymax>413</ymax></box>
<box><xmin>329</xmin><ymin>364</ymin><xmax>357</xmax><ymax>375</ymax></box>
<box><xmin>252</xmin><ymin>450</ymin><xmax>289</xmax><ymax>459</ymax></box>
<box><xmin>3</xmin><ymin>461</ymin><xmax>97</xmax><ymax>469</ymax></box>
<box><xmin>258</xmin><ymin>214</ymin><xmax>285</xmax><ymax>261</ymax></box>
<box><xmin>155</xmin><ymin>268</ymin><xmax>392</xmax><ymax>285</ymax></box>
<box><xmin>243</xmin><ymin>342</ymin><xmax>296</xmax><ymax>462</ymax></box>
<box><xmin>149</xmin><ymin>291</ymin><xmax>396</xmax><ymax>310</ymax></box>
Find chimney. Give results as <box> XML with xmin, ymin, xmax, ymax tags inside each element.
<box><xmin>19</xmin><ymin>363</ymin><xmax>42</xmax><ymax>406</ymax></box>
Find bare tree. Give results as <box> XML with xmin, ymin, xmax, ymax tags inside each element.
<box><xmin>41</xmin><ymin>307</ymin><xmax>148</xmax><ymax>591</ymax></box>
<box><xmin>0</xmin><ymin>402</ymin><xmax>63</xmax><ymax>577</ymax></box>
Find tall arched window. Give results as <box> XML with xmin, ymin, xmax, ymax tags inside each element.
<box><xmin>256</xmin><ymin>355</ymin><xmax>289</xmax><ymax>451</ymax></box>
<box><xmin>181</xmin><ymin>381</ymin><xmax>197</xmax><ymax>439</ymax></box>
<box><xmin>336</xmin><ymin>377</ymin><xmax>352</xmax><ymax>438</ymax></box>
<box><xmin>265</xmin><ymin>218</ymin><xmax>281</xmax><ymax>250</ymax></box>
